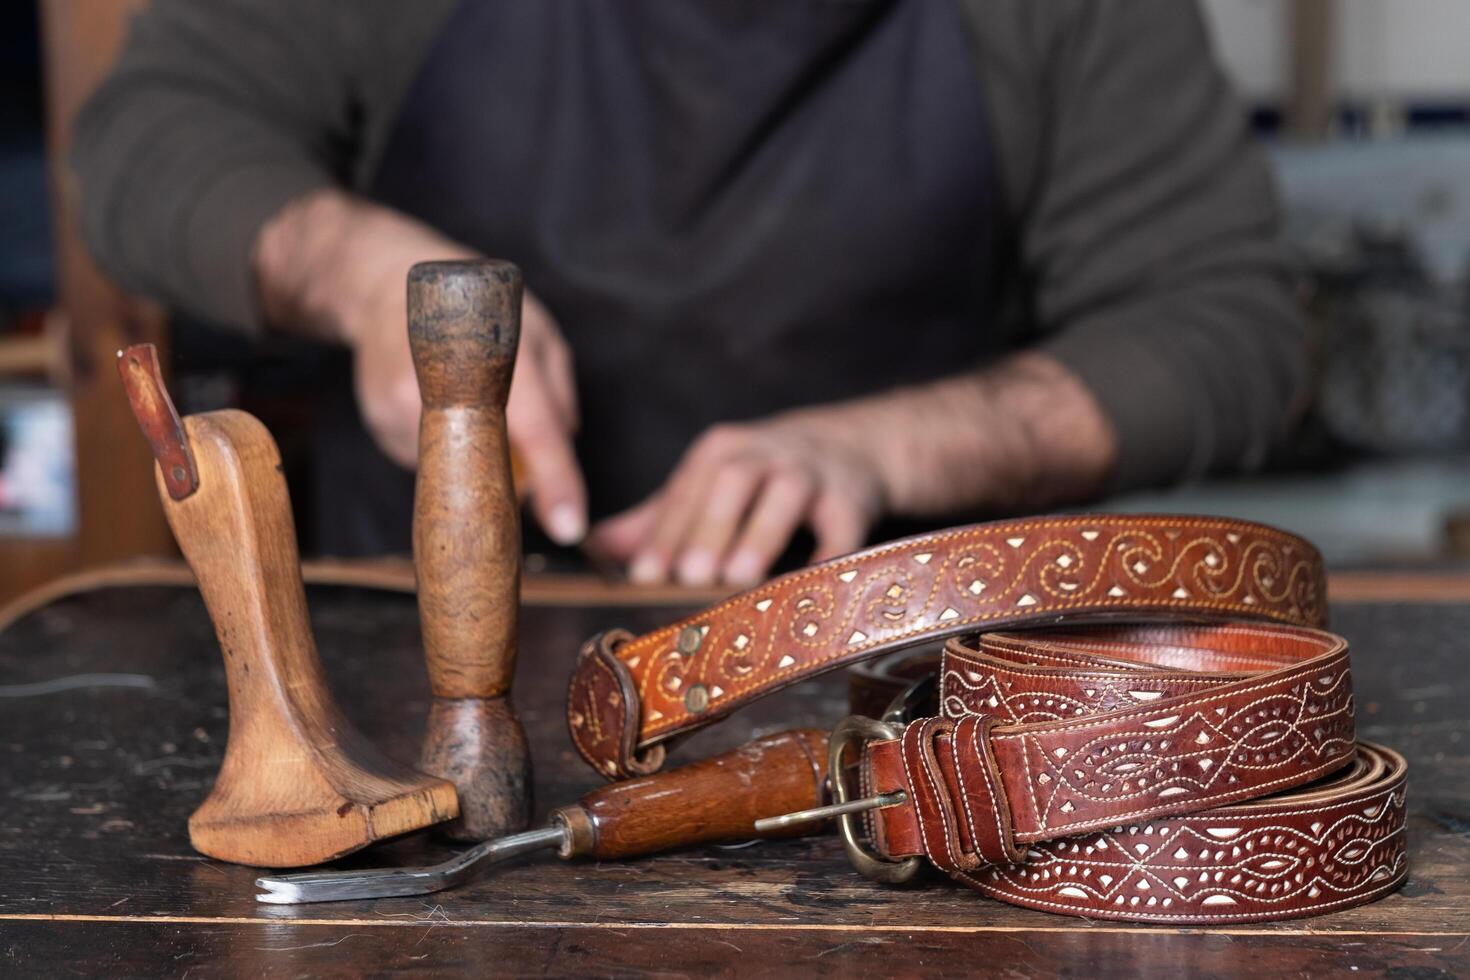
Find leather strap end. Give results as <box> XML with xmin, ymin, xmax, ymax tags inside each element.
<box><xmin>567</xmin><ymin>629</ymin><xmax>667</xmax><ymax>780</ymax></box>
<box><xmin>865</xmin><ymin>716</ymin><xmax>1022</xmax><ymax>872</ymax></box>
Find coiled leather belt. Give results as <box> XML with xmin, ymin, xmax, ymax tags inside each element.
<box><xmin>567</xmin><ymin>514</ymin><xmax>1408</xmax><ymax>923</ymax></box>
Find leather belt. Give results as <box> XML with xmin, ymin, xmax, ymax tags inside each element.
<box><xmin>851</xmin><ymin>629</ymin><xmax>1407</xmax><ymax>922</ymax></box>
<box><xmin>566</xmin><ymin>514</ymin><xmax>1409</xmax><ymax>923</ymax></box>
<box><xmin>568</xmin><ymin>515</ymin><xmax>1328</xmax><ymax>777</ymax></box>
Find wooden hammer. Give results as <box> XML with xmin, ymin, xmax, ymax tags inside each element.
<box><xmin>409</xmin><ymin>259</ymin><xmax>532</xmax><ymax>840</ymax></box>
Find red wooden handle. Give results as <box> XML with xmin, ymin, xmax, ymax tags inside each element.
<box><xmin>554</xmin><ymin>729</ymin><xmax>829</xmax><ymax>860</ymax></box>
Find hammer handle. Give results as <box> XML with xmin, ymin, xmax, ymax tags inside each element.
<box><xmin>553</xmin><ymin>729</ymin><xmax>829</xmax><ymax>861</ymax></box>
<box><xmin>409</xmin><ymin>260</ymin><xmax>523</xmax><ymax>698</ymax></box>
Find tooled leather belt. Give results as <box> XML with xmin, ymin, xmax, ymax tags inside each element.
<box><xmin>566</xmin><ymin>515</ymin><xmax>1408</xmax><ymax>923</ymax></box>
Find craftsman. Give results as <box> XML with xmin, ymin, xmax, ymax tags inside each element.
<box><xmin>73</xmin><ymin>0</ymin><xmax>1302</xmax><ymax>587</ymax></box>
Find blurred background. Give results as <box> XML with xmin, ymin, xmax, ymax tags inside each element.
<box><xmin>2</xmin><ymin>0</ymin><xmax>1469</xmax><ymax>604</ymax></box>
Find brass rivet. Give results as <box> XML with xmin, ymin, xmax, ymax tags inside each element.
<box><xmin>684</xmin><ymin>684</ymin><xmax>710</xmax><ymax>714</ymax></box>
<box><xmin>676</xmin><ymin>626</ymin><xmax>703</xmax><ymax>656</ymax></box>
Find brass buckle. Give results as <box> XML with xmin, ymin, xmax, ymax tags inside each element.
<box><xmin>756</xmin><ymin>664</ymin><xmax>935</xmax><ymax>884</ymax></box>
<box><xmin>750</xmin><ymin>715</ymin><xmax>920</xmax><ymax>883</ymax></box>
<box><xmin>828</xmin><ymin>715</ymin><xmax>922</xmax><ymax>884</ymax></box>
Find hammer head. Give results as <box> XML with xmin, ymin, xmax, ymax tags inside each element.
<box><xmin>421</xmin><ymin>696</ymin><xmax>531</xmax><ymax>841</ymax></box>
<box><xmin>407</xmin><ymin>259</ymin><xmax>522</xmax><ymax>409</ymax></box>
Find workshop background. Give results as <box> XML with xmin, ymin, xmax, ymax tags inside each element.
<box><xmin>2</xmin><ymin>0</ymin><xmax>1469</xmax><ymax>604</ymax></box>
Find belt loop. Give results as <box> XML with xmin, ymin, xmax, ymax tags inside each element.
<box><xmin>897</xmin><ymin>715</ymin><xmax>1022</xmax><ymax>872</ymax></box>
<box><xmin>950</xmin><ymin>715</ymin><xmax>1025</xmax><ymax>866</ymax></box>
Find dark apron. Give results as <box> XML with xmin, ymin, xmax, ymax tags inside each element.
<box><xmin>316</xmin><ymin>0</ymin><xmax>1006</xmax><ymax>556</ymax></box>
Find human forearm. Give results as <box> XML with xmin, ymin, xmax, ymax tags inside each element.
<box><xmin>253</xmin><ymin>188</ymin><xmax>473</xmax><ymax>344</ymax></box>
<box><xmin>785</xmin><ymin>351</ymin><xmax>1118</xmax><ymax>517</ymax></box>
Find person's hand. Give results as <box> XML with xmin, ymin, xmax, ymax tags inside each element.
<box><xmin>256</xmin><ymin>190</ymin><xmax>588</xmax><ymax>544</ymax></box>
<box><xmin>588</xmin><ymin>409</ymin><xmax>887</xmax><ymax>587</ymax></box>
<box><xmin>586</xmin><ymin>352</ymin><xmax>1119</xmax><ymax>587</ymax></box>
<box><xmin>350</xmin><ymin>273</ymin><xmax>587</xmax><ymax>544</ymax></box>
<box><xmin>259</xmin><ymin>193</ymin><xmax>1116</xmax><ymax>566</ymax></box>
<box><xmin>504</xmin><ymin>290</ymin><xmax>586</xmax><ymax>544</ymax></box>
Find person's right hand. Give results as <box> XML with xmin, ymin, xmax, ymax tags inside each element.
<box><xmin>256</xmin><ymin>190</ymin><xmax>588</xmax><ymax>545</ymax></box>
<box><xmin>503</xmin><ymin>290</ymin><xmax>586</xmax><ymax>544</ymax></box>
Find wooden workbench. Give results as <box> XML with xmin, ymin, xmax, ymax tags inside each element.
<box><xmin>0</xmin><ymin>575</ymin><xmax>1466</xmax><ymax>975</ymax></box>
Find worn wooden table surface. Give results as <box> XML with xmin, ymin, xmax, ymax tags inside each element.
<box><xmin>0</xmin><ymin>577</ymin><xmax>1467</xmax><ymax>977</ymax></box>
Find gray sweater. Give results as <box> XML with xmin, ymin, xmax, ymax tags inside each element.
<box><xmin>74</xmin><ymin>0</ymin><xmax>1303</xmax><ymax>491</ymax></box>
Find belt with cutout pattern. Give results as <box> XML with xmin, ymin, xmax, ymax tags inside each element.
<box><xmin>565</xmin><ymin>514</ymin><xmax>1407</xmax><ymax>922</ymax></box>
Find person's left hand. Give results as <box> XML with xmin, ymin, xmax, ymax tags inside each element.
<box><xmin>587</xmin><ymin>410</ymin><xmax>887</xmax><ymax>587</ymax></box>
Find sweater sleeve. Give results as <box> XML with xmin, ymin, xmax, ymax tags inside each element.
<box><xmin>72</xmin><ymin>0</ymin><xmax>453</xmax><ymax>333</ymax></box>
<box><xmin>1014</xmin><ymin>1</ymin><xmax>1306</xmax><ymax>490</ymax></box>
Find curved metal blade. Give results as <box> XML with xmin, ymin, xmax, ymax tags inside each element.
<box><xmin>255</xmin><ymin>826</ymin><xmax>567</xmax><ymax>904</ymax></box>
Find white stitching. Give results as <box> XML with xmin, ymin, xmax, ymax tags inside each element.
<box><xmin>899</xmin><ymin>722</ymin><xmax>958</xmax><ymax>871</ymax></box>
<box><xmin>619</xmin><ymin>517</ymin><xmax>1324</xmax><ymax>738</ymax></box>
<box><xmin>989</xmin><ymin>651</ymin><xmax>1349</xmax><ymax>743</ymax></box>
<box><xmin>949</xmin><ymin>718</ymin><xmax>982</xmax><ymax>865</ymax></box>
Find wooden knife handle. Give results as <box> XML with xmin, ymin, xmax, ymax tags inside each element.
<box><xmin>408</xmin><ymin>259</ymin><xmax>523</xmax><ymax>699</ymax></box>
<box><xmin>552</xmin><ymin>729</ymin><xmax>829</xmax><ymax>861</ymax></box>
